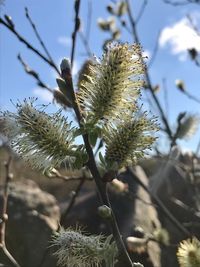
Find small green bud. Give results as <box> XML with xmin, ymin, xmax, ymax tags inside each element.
<box><xmin>117</xmin><ymin>1</ymin><xmax>127</xmax><ymax>16</ymax></box>
<box><xmin>112</xmin><ymin>29</ymin><xmax>121</xmax><ymax>40</ymax></box>
<box><xmin>60</xmin><ymin>58</ymin><xmax>71</xmax><ymax>73</ymax></box>
<box><xmin>175</xmin><ymin>79</ymin><xmax>185</xmax><ymax>92</ymax></box>
<box><xmin>188</xmin><ymin>48</ymin><xmax>198</xmax><ymax>61</ymax></box>
<box><xmin>98</xmin><ymin>205</ymin><xmax>112</xmax><ymax>219</ymax></box>
<box><xmin>97</xmin><ymin>17</ymin><xmax>116</xmax><ymax>31</ymax></box>
<box><xmin>106</xmin><ymin>4</ymin><xmax>115</xmax><ymax>15</ymax></box>
<box><xmin>153</xmin><ymin>228</ymin><xmax>170</xmax><ymax>246</ymax></box>
<box><xmin>4</xmin><ymin>15</ymin><xmax>15</xmax><ymax>28</ymax></box>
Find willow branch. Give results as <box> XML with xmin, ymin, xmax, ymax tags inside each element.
<box><xmin>25</xmin><ymin>7</ymin><xmax>56</xmax><ymax>65</ymax></box>
<box><xmin>128</xmin><ymin>167</ymin><xmax>191</xmax><ymax>237</ymax></box>
<box><xmin>65</xmin><ymin>2</ymin><xmax>133</xmax><ymax>265</ymax></box>
<box><xmin>60</xmin><ymin>177</ymin><xmax>86</xmax><ymax>224</ymax></box>
<box><xmin>0</xmin><ymin>157</ymin><xmax>21</xmax><ymax>267</ymax></box>
<box><xmin>148</xmin><ymin>30</ymin><xmax>161</xmax><ymax>68</ymax></box>
<box><xmin>70</xmin><ymin>0</ymin><xmax>81</xmax><ymax>69</ymax></box>
<box><xmin>182</xmin><ymin>90</ymin><xmax>200</xmax><ymax>104</ymax></box>
<box><xmin>47</xmin><ymin>169</ymin><xmax>92</xmax><ymax>182</ymax></box>
<box><xmin>0</xmin><ymin>16</ymin><xmax>60</xmax><ymax>75</ymax></box>
<box><xmin>135</xmin><ymin>0</ymin><xmax>148</xmax><ymax>24</ymax></box>
<box><xmin>17</xmin><ymin>54</ymin><xmax>53</xmax><ymax>93</ymax></box>
<box><xmin>79</xmin><ymin>32</ymin><xmax>93</xmax><ymax>57</ymax></box>
<box><xmin>163</xmin><ymin>0</ymin><xmax>199</xmax><ymax>5</ymax></box>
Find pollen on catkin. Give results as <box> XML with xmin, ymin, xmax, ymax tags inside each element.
<box><xmin>1</xmin><ymin>99</ymin><xmax>77</xmax><ymax>172</ymax></box>
<box><xmin>77</xmin><ymin>43</ymin><xmax>144</xmax><ymax>123</ymax></box>
<box><xmin>177</xmin><ymin>237</ymin><xmax>200</xmax><ymax>267</ymax></box>
<box><xmin>103</xmin><ymin>112</ymin><xmax>158</xmax><ymax>169</ymax></box>
<box><xmin>52</xmin><ymin>228</ymin><xmax>118</xmax><ymax>267</ymax></box>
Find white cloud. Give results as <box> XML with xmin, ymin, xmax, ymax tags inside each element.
<box><xmin>159</xmin><ymin>13</ymin><xmax>200</xmax><ymax>61</ymax></box>
<box><xmin>33</xmin><ymin>88</ymin><xmax>53</xmax><ymax>102</ymax></box>
<box><xmin>57</xmin><ymin>36</ymin><xmax>71</xmax><ymax>47</ymax></box>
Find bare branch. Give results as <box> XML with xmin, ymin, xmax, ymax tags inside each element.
<box><xmin>128</xmin><ymin>166</ymin><xmax>191</xmax><ymax>237</ymax></box>
<box><xmin>0</xmin><ymin>16</ymin><xmax>60</xmax><ymax>75</ymax></box>
<box><xmin>79</xmin><ymin>32</ymin><xmax>93</xmax><ymax>57</ymax></box>
<box><xmin>148</xmin><ymin>30</ymin><xmax>161</xmax><ymax>68</ymax></box>
<box><xmin>162</xmin><ymin>78</ymin><xmax>169</xmax><ymax>121</ymax></box>
<box><xmin>135</xmin><ymin>0</ymin><xmax>148</xmax><ymax>25</ymax></box>
<box><xmin>46</xmin><ymin>169</ymin><xmax>92</xmax><ymax>182</ymax></box>
<box><xmin>25</xmin><ymin>7</ymin><xmax>56</xmax><ymax>65</ymax></box>
<box><xmin>60</xmin><ymin>177</ymin><xmax>86</xmax><ymax>224</ymax></box>
<box><xmin>86</xmin><ymin>1</ymin><xmax>92</xmax><ymax>42</ymax></box>
<box><xmin>0</xmin><ymin>157</ymin><xmax>21</xmax><ymax>267</ymax></box>
<box><xmin>163</xmin><ymin>0</ymin><xmax>200</xmax><ymax>6</ymax></box>
<box><xmin>71</xmin><ymin>0</ymin><xmax>81</xmax><ymax>69</ymax></box>
<box><xmin>61</xmin><ymin>5</ymin><xmax>133</xmax><ymax>262</ymax></box>
<box><xmin>17</xmin><ymin>54</ymin><xmax>53</xmax><ymax>93</ymax></box>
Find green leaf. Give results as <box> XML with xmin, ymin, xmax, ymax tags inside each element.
<box><xmin>56</xmin><ymin>78</ymin><xmax>67</xmax><ymax>95</ymax></box>
<box><xmin>88</xmin><ymin>130</ymin><xmax>98</xmax><ymax>147</ymax></box>
<box><xmin>74</xmin><ymin>128</ymin><xmax>85</xmax><ymax>138</ymax></box>
<box><xmin>73</xmin><ymin>153</ymin><xmax>83</xmax><ymax>169</ymax></box>
<box><xmin>82</xmin><ymin>152</ymin><xmax>89</xmax><ymax>164</ymax></box>
<box><xmin>99</xmin><ymin>152</ymin><xmax>106</xmax><ymax>166</ymax></box>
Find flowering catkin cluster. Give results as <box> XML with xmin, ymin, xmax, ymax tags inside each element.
<box><xmin>177</xmin><ymin>237</ymin><xmax>200</xmax><ymax>267</ymax></box>
<box><xmin>52</xmin><ymin>228</ymin><xmax>117</xmax><ymax>267</ymax></box>
<box><xmin>77</xmin><ymin>43</ymin><xmax>144</xmax><ymax>122</ymax></box>
<box><xmin>2</xmin><ymin>99</ymin><xmax>77</xmax><ymax>172</ymax></box>
<box><xmin>78</xmin><ymin>43</ymin><xmax>157</xmax><ymax>168</ymax></box>
<box><xmin>103</xmin><ymin>113</ymin><xmax>157</xmax><ymax>168</ymax></box>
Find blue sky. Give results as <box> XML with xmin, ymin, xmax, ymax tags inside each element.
<box><xmin>1</xmin><ymin>0</ymin><xmax>200</xmax><ymax>153</ymax></box>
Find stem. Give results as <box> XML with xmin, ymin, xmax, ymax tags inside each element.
<box><xmin>66</xmin><ymin>3</ymin><xmax>133</xmax><ymax>264</ymax></box>
<box><xmin>70</xmin><ymin>0</ymin><xmax>81</xmax><ymax>69</ymax></box>
<box><xmin>0</xmin><ymin>157</ymin><xmax>21</xmax><ymax>267</ymax></box>
<box><xmin>60</xmin><ymin>177</ymin><xmax>86</xmax><ymax>224</ymax></box>
<box><xmin>0</xmin><ymin>17</ymin><xmax>60</xmax><ymax>75</ymax></box>
<box><xmin>25</xmin><ymin>7</ymin><xmax>56</xmax><ymax>65</ymax></box>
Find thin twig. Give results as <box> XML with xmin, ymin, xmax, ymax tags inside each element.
<box><xmin>47</xmin><ymin>169</ymin><xmax>92</xmax><ymax>182</ymax></box>
<box><xmin>0</xmin><ymin>157</ymin><xmax>21</xmax><ymax>267</ymax></box>
<box><xmin>25</xmin><ymin>7</ymin><xmax>56</xmax><ymax>65</ymax></box>
<box><xmin>135</xmin><ymin>0</ymin><xmax>148</xmax><ymax>25</ymax></box>
<box><xmin>187</xmin><ymin>14</ymin><xmax>200</xmax><ymax>37</ymax></box>
<box><xmin>171</xmin><ymin>197</ymin><xmax>200</xmax><ymax>218</ymax></box>
<box><xmin>148</xmin><ymin>30</ymin><xmax>161</xmax><ymax>68</ymax></box>
<box><xmin>128</xmin><ymin>166</ymin><xmax>191</xmax><ymax>237</ymax></box>
<box><xmin>183</xmin><ymin>90</ymin><xmax>200</xmax><ymax>104</ymax></box>
<box><xmin>127</xmin><ymin>191</ymin><xmax>157</xmax><ymax>207</ymax></box>
<box><xmin>79</xmin><ymin>32</ymin><xmax>93</xmax><ymax>57</ymax></box>
<box><xmin>196</xmin><ymin>138</ymin><xmax>200</xmax><ymax>155</ymax></box>
<box><xmin>86</xmin><ymin>1</ymin><xmax>92</xmax><ymax>42</ymax></box>
<box><xmin>71</xmin><ymin>0</ymin><xmax>81</xmax><ymax>69</ymax></box>
<box><xmin>64</xmin><ymin>2</ymin><xmax>133</xmax><ymax>265</ymax></box>
<box><xmin>163</xmin><ymin>0</ymin><xmax>199</xmax><ymax>5</ymax></box>
<box><xmin>162</xmin><ymin>78</ymin><xmax>169</xmax><ymax>121</ymax></box>
<box><xmin>0</xmin><ymin>16</ymin><xmax>60</xmax><ymax>75</ymax></box>
<box><xmin>60</xmin><ymin>177</ymin><xmax>86</xmax><ymax>224</ymax></box>
<box><xmin>17</xmin><ymin>54</ymin><xmax>53</xmax><ymax>93</ymax></box>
